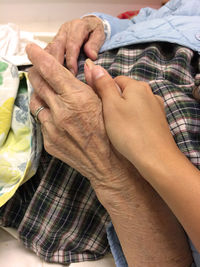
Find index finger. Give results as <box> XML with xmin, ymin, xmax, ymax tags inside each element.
<box><xmin>26</xmin><ymin>43</ymin><xmax>74</xmax><ymax>95</ymax></box>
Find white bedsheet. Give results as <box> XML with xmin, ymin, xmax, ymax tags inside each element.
<box><xmin>0</xmin><ymin>23</ymin><xmax>49</xmax><ymax>66</ymax></box>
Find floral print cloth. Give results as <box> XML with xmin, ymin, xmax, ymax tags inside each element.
<box><xmin>0</xmin><ymin>57</ymin><xmax>42</xmax><ymax>207</ymax></box>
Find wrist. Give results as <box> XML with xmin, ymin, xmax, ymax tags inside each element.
<box><xmin>135</xmin><ymin>145</ymin><xmax>191</xmax><ymax>191</ymax></box>
<box><xmin>91</xmin><ymin>162</ymin><xmax>151</xmax><ymax>213</ymax></box>
<box><xmin>127</xmin><ymin>137</ymin><xmax>182</xmax><ymax>182</ymax></box>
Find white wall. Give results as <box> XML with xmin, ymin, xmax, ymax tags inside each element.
<box><xmin>0</xmin><ymin>0</ymin><xmax>161</xmax><ymax>33</ymax></box>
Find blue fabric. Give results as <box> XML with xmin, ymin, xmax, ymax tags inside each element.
<box><xmin>106</xmin><ymin>222</ymin><xmax>128</xmax><ymax>267</ymax></box>
<box><xmin>189</xmin><ymin>239</ymin><xmax>200</xmax><ymax>266</ymax></box>
<box><xmin>91</xmin><ymin>0</ymin><xmax>200</xmax><ymax>53</ymax></box>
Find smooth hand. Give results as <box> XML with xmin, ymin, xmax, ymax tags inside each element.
<box><xmin>85</xmin><ymin>61</ymin><xmax>194</xmax><ymax>266</ymax></box>
<box><xmin>45</xmin><ymin>16</ymin><xmax>105</xmax><ymax>75</ymax></box>
<box><xmin>85</xmin><ymin>60</ymin><xmax>180</xmax><ymax>175</ymax></box>
<box><xmin>85</xmin><ymin>61</ymin><xmax>200</xmax><ymax>255</ymax></box>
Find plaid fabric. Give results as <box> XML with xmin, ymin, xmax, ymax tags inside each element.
<box><xmin>0</xmin><ymin>147</ymin><xmax>110</xmax><ymax>264</ymax></box>
<box><xmin>0</xmin><ymin>42</ymin><xmax>200</xmax><ymax>265</ymax></box>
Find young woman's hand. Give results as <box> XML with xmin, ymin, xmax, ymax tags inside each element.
<box><xmin>85</xmin><ymin>59</ymin><xmax>178</xmax><ymax>173</ymax></box>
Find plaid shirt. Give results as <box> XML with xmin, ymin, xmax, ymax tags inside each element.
<box><xmin>0</xmin><ymin>42</ymin><xmax>200</xmax><ymax>265</ymax></box>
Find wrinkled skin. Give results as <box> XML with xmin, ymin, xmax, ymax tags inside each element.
<box><xmin>26</xmin><ymin>43</ymin><xmax>193</xmax><ymax>267</ymax></box>
<box><xmin>27</xmin><ymin>44</ymin><xmax>137</xmax><ymax>197</ymax></box>
<box><xmin>45</xmin><ymin>16</ymin><xmax>105</xmax><ymax>75</ymax></box>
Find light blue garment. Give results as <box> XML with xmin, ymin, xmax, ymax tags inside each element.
<box><xmin>90</xmin><ymin>0</ymin><xmax>200</xmax><ymax>54</ymax></box>
<box><xmin>90</xmin><ymin>0</ymin><xmax>200</xmax><ymax>266</ymax></box>
<box><xmin>189</xmin><ymin>239</ymin><xmax>200</xmax><ymax>267</ymax></box>
<box><xmin>106</xmin><ymin>222</ymin><xmax>128</xmax><ymax>267</ymax></box>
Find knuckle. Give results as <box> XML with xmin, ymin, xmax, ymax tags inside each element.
<box><xmin>82</xmin><ymin>16</ymin><xmax>103</xmax><ymax>29</ymax></box>
<box><xmin>53</xmin><ymin>110</ymin><xmax>68</xmax><ymax>129</ymax></box>
<box><xmin>114</xmin><ymin>75</ymin><xmax>128</xmax><ymax>83</ymax></box>
<box><xmin>71</xmin><ymin>18</ymin><xmax>82</xmax><ymax>26</ymax></box>
<box><xmin>56</xmin><ymin>20</ymin><xmax>74</xmax><ymax>37</ymax></box>
<box><xmin>139</xmin><ymin>81</ymin><xmax>150</xmax><ymax>89</ymax></box>
<box><xmin>58</xmin><ymin>21</ymin><xmax>69</xmax><ymax>32</ymax></box>
<box><xmin>48</xmin><ymin>39</ymin><xmax>62</xmax><ymax>49</ymax></box>
<box><xmin>132</xmin><ymin>81</ymin><xmax>152</xmax><ymax>98</ymax></box>
<box><xmin>138</xmin><ymin>81</ymin><xmax>152</xmax><ymax>94</ymax></box>
<box><xmin>115</xmin><ymin>75</ymin><xmax>127</xmax><ymax>80</ymax></box>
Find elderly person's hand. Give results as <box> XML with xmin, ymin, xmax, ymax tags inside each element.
<box><xmin>45</xmin><ymin>16</ymin><xmax>105</xmax><ymax>75</ymax></box>
<box><xmin>26</xmin><ymin>43</ymin><xmax>135</xmax><ymax>198</ymax></box>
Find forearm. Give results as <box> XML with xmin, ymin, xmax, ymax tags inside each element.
<box><xmin>133</xmin><ymin>146</ymin><xmax>200</xmax><ymax>252</ymax></box>
<box><xmin>94</xmin><ymin>168</ymin><xmax>192</xmax><ymax>267</ymax></box>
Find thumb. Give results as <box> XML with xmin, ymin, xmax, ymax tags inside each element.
<box><xmin>84</xmin><ymin>59</ymin><xmax>122</xmax><ymax>102</ymax></box>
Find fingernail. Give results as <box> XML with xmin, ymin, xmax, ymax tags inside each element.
<box><xmin>91</xmin><ymin>50</ymin><xmax>98</xmax><ymax>59</ymax></box>
<box><xmin>85</xmin><ymin>59</ymin><xmax>105</xmax><ymax>79</ymax></box>
<box><xmin>92</xmin><ymin>65</ymin><xmax>105</xmax><ymax>80</ymax></box>
<box><xmin>116</xmin><ymin>83</ymin><xmax>122</xmax><ymax>95</ymax></box>
<box><xmin>69</xmin><ymin>68</ymin><xmax>76</xmax><ymax>76</ymax></box>
<box><xmin>85</xmin><ymin>58</ymin><xmax>95</xmax><ymax>70</ymax></box>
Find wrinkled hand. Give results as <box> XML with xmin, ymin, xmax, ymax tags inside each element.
<box><xmin>85</xmin><ymin>60</ymin><xmax>179</xmax><ymax>175</ymax></box>
<box><xmin>45</xmin><ymin>16</ymin><xmax>105</xmax><ymax>75</ymax></box>
<box><xmin>27</xmin><ymin>43</ymin><xmax>137</xmax><ymax>198</ymax></box>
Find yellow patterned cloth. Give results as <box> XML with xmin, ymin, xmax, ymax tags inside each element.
<box><xmin>0</xmin><ymin>58</ymin><xmax>42</xmax><ymax>207</ymax></box>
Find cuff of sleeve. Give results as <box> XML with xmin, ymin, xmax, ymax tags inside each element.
<box><xmin>101</xmin><ymin>19</ymin><xmax>111</xmax><ymax>41</ymax></box>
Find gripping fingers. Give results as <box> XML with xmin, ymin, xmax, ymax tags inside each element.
<box><xmin>83</xmin><ymin>22</ymin><xmax>105</xmax><ymax>60</ymax></box>
<box><xmin>65</xmin><ymin>19</ymin><xmax>94</xmax><ymax>75</ymax></box>
<box><xmin>65</xmin><ymin>17</ymin><xmax>104</xmax><ymax>75</ymax></box>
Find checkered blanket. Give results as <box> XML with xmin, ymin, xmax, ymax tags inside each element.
<box><xmin>0</xmin><ymin>42</ymin><xmax>199</xmax><ymax>265</ymax></box>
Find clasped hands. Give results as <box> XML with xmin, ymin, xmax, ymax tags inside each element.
<box><xmin>27</xmin><ymin>17</ymin><xmax>178</xmax><ymax>199</ymax></box>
